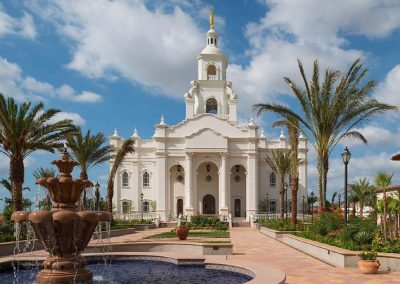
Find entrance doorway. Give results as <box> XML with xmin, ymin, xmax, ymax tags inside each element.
<box><xmin>203</xmin><ymin>194</ymin><xmax>216</xmax><ymax>214</ymax></box>
<box><xmin>177</xmin><ymin>199</ymin><xmax>183</xmax><ymax>216</ymax></box>
<box><xmin>234</xmin><ymin>199</ymin><xmax>241</xmax><ymax>217</ymax></box>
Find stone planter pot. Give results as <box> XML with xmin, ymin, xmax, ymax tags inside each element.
<box><xmin>176</xmin><ymin>227</ymin><xmax>189</xmax><ymax>240</ymax></box>
<box><xmin>358</xmin><ymin>260</ymin><xmax>380</xmax><ymax>274</ymax></box>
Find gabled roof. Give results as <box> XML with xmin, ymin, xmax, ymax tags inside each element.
<box><xmin>167</xmin><ymin>114</ymin><xmax>250</xmax><ymax>138</ymax></box>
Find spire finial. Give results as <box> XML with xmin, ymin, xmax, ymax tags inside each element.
<box><xmin>160</xmin><ymin>115</ymin><xmax>165</xmax><ymax>125</ymax></box>
<box><xmin>210</xmin><ymin>7</ymin><xmax>214</xmax><ymax>30</ymax></box>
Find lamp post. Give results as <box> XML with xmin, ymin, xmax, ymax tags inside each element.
<box><xmin>140</xmin><ymin>192</ymin><xmax>144</xmax><ymax>221</ymax></box>
<box><xmin>266</xmin><ymin>193</ymin><xmax>269</xmax><ymax>214</ymax></box>
<box><xmin>310</xmin><ymin>191</ymin><xmax>314</xmax><ymax>224</ymax></box>
<box><xmin>302</xmin><ymin>195</ymin><xmax>305</xmax><ymax>221</ymax></box>
<box><xmin>341</xmin><ymin>146</ymin><xmax>351</xmax><ymax>226</ymax></box>
<box><xmin>338</xmin><ymin>193</ymin><xmax>341</xmax><ymax>211</ymax></box>
<box><xmin>95</xmin><ymin>182</ymin><xmax>100</xmax><ymax>212</ymax></box>
<box><xmin>284</xmin><ymin>182</ymin><xmax>289</xmax><ymax>219</ymax></box>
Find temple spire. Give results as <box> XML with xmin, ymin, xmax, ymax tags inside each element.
<box><xmin>210</xmin><ymin>8</ymin><xmax>214</xmax><ymax>30</ymax></box>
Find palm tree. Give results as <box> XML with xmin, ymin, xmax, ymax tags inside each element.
<box><xmin>348</xmin><ymin>177</ymin><xmax>375</xmax><ymax>216</ymax></box>
<box><xmin>388</xmin><ymin>198</ymin><xmax>400</xmax><ymax>238</ymax></box>
<box><xmin>348</xmin><ymin>192</ymin><xmax>359</xmax><ymax>217</ymax></box>
<box><xmin>107</xmin><ymin>138</ymin><xmax>134</xmax><ymax>213</ymax></box>
<box><xmin>254</xmin><ymin>59</ymin><xmax>397</xmax><ymax>210</ymax></box>
<box><xmin>66</xmin><ymin>128</ymin><xmax>111</xmax><ymax>209</ymax></box>
<box><xmin>265</xmin><ymin>149</ymin><xmax>292</xmax><ymax>219</ymax></box>
<box><xmin>331</xmin><ymin>191</ymin><xmax>338</xmax><ymax>206</ymax></box>
<box><xmin>1</xmin><ymin>178</ymin><xmax>30</xmax><ymax>195</ymax></box>
<box><xmin>33</xmin><ymin>167</ymin><xmax>56</xmax><ymax>208</ymax></box>
<box><xmin>0</xmin><ymin>94</ymin><xmax>76</xmax><ymax>210</ymax></box>
<box><xmin>375</xmin><ymin>172</ymin><xmax>394</xmax><ymax>241</ymax></box>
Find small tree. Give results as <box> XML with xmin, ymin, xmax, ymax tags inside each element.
<box><xmin>265</xmin><ymin>150</ymin><xmax>291</xmax><ymax>219</ymax></box>
<box><xmin>107</xmin><ymin>139</ymin><xmax>134</xmax><ymax>213</ymax></box>
<box><xmin>375</xmin><ymin>172</ymin><xmax>393</xmax><ymax>241</ymax></box>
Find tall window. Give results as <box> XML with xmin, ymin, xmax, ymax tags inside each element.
<box><xmin>206</xmin><ymin>98</ymin><xmax>218</xmax><ymax>114</ymax></box>
<box><xmin>143</xmin><ymin>201</ymin><xmax>150</xmax><ymax>213</ymax></box>
<box><xmin>269</xmin><ymin>200</ymin><xmax>277</xmax><ymax>213</ymax></box>
<box><xmin>122</xmin><ymin>172</ymin><xmax>129</xmax><ymax>187</ymax></box>
<box><xmin>122</xmin><ymin>200</ymin><xmax>131</xmax><ymax>214</ymax></box>
<box><xmin>207</xmin><ymin>64</ymin><xmax>216</xmax><ymax>80</ymax></box>
<box><xmin>143</xmin><ymin>172</ymin><xmax>150</xmax><ymax>187</ymax></box>
<box><xmin>270</xmin><ymin>172</ymin><xmax>277</xmax><ymax>187</ymax></box>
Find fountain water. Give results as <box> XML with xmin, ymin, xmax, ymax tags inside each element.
<box><xmin>11</xmin><ymin>148</ymin><xmax>112</xmax><ymax>284</ymax></box>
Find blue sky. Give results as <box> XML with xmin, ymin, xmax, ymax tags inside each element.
<box><xmin>1</xmin><ymin>0</ymin><xmax>400</xmax><ymax>207</ymax></box>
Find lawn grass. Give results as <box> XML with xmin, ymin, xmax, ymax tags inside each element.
<box><xmin>145</xmin><ymin>230</ymin><xmax>230</xmax><ymax>239</ymax></box>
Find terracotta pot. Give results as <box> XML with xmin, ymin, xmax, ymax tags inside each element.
<box><xmin>358</xmin><ymin>260</ymin><xmax>380</xmax><ymax>274</ymax></box>
<box><xmin>176</xmin><ymin>227</ymin><xmax>189</xmax><ymax>240</ymax></box>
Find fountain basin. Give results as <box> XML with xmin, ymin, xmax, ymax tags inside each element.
<box><xmin>0</xmin><ymin>256</ymin><xmax>253</xmax><ymax>284</ymax></box>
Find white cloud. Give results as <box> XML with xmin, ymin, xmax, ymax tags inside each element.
<box><xmin>308</xmin><ymin>152</ymin><xmax>400</xmax><ymax>195</ymax></box>
<box><xmin>49</xmin><ymin>112</ymin><xmax>86</xmax><ymax>126</ymax></box>
<box><xmin>0</xmin><ymin>7</ymin><xmax>36</xmax><ymax>39</ymax></box>
<box><xmin>374</xmin><ymin>64</ymin><xmax>400</xmax><ymax>108</ymax></box>
<box><xmin>0</xmin><ymin>56</ymin><xmax>102</xmax><ymax>103</ymax></box>
<box><xmin>28</xmin><ymin>0</ymin><xmax>205</xmax><ymax>98</ymax></box>
<box><xmin>339</xmin><ymin>125</ymin><xmax>400</xmax><ymax>148</ymax></box>
<box><xmin>228</xmin><ymin>0</ymin><xmax>400</xmax><ymax>115</ymax></box>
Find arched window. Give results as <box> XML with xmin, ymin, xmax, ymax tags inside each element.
<box><xmin>143</xmin><ymin>201</ymin><xmax>150</xmax><ymax>213</ymax></box>
<box><xmin>270</xmin><ymin>172</ymin><xmax>277</xmax><ymax>187</ymax></box>
<box><xmin>207</xmin><ymin>64</ymin><xmax>216</xmax><ymax>80</ymax></box>
<box><xmin>269</xmin><ymin>200</ymin><xmax>277</xmax><ymax>213</ymax></box>
<box><xmin>206</xmin><ymin>98</ymin><xmax>218</xmax><ymax>114</ymax></box>
<box><xmin>122</xmin><ymin>172</ymin><xmax>129</xmax><ymax>187</ymax></box>
<box><xmin>122</xmin><ymin>200</ymin><xmax>131</xmax><ymax>214</ymax></box>
<box><xmin>143</xmin><ymin>172</ymin><xmax>150</xmax><ymax>187</ymax></box>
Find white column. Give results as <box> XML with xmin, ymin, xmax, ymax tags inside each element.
<box><xmin>219</xmin><ymin>153</ymin><xmax>228</xmax><ymax>215</ymax></box>
<box><xmin>185</xmin><ymin>153</ymin><xmax>194</xmax><ymax>216</ymax></box>
<box><xmin>132</xmin><ymin>163</ymin><xmax>139</xmax><ymax>212</ymax></box>
<box><xmin>156</xmin><ymin>153</ymin><xmax>167</xmax><ymax>221</ymax></box>
<box><xmin>246</xmin><ymin>153</ymin><xmax>258</xmax><ymax>220</ymax></box>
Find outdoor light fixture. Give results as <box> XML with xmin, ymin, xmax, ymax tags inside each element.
<box><xmin>266</xmin><ymin>193</ymin><xmax>269</xmax><ymax>214</ymax></box>
<box><xmin>310</xmin><ymin>191</ymin><xmax>314</xmax><ymax>223</ymax></box>
<box><xmin>341</xmin><ymin>146</ymin><xmax>351</xmax><ymax>226</ymax></box>
<box><xmin>140</xmin><ymin>192</ymin><xmax>144</xmax><ymax>221</ymax></box>
<box><xmin>206</xmin><ymin>164</ymin><xmax>211</xmax><ymax>172</ymax></box>
<box><xmin>302</xmin><ymin>195</ymin><xmax>305</xmax><ymax>221</ymax></box>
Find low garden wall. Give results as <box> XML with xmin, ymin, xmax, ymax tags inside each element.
<box><xmin>131</xmin><ymin>223</ymin><xmax>157</xmax><ymax>231</ymax></box>
<box><xmin>259</xmin><ymin>226</ymin><xmax>400</xmax><ymax>272</ymax></box>
<box><xmin>0</xmin><ymin>240</ymin><xmax>43</xmax><ymax>257</ymax></box>
<box><xmin>92</xmin><ymin>228</ymin><xmax>136</xmax><ymax>239</ymax></box>
<box><xmin>86</xmin><ymin>242</ymin><xmax>233</xmax><ymax>255</ymax></box>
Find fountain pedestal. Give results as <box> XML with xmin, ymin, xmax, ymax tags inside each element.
<box><xmin>11</xmin><ymin>149</ymin><xmax>112</xmax><ymax>284</ymax></box>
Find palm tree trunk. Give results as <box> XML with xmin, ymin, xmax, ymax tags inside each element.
<box><xmin>107</xmin><ymin>183</ymin><xmax>114</xmax><ymax>213</ymax></box>
<box><xmin>359</xmin><ymin>202</ymin><xmax>364</xmax><ymax>216</ymax></box>
<box><xmin>291</xmin><ymin>176</ymin><xmax>298</xmax><ymax>225</ymax></box>
<box><xmin>80</xmin><ymin>171</ymin><xmax>88</xmax><ymax>210</ymax></box>
<box><xmin>10</xmin><ymin>157</ymin><xmax>24</xmax><ymax>211</ymax></box>
<box><xmin>383</xmin><ymin>190</ymin><xmax>387</xmax><ymax>241</ymax></box>
<box><xmin>352</xmin><ymin>202</ymin><xmax>356</xmax><ymax>217</ymax></box>
<box><xmin>280</xmin><ymin>176</ymin><xmax>285</xmax><ymax>219</ymax></box>
<box><xmin>317</xmin><ymin>159</ymin><xmax>323</xmax><ymax>210</ymax></box>
<box><xmin>322</xmin><ymin>155</ymin><xmax>329</xmax><ymax>211</ymax></box>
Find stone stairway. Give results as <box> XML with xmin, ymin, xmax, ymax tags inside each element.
<box><xmin>232</xmin><ymin>221</ymin><xmax>250</xmax><ymax>227</ymax></box>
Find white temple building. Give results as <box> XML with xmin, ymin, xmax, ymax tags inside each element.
<box><xmin>109</xmin><ymin>10</ymin><xmax>308</xmax><ymax>221</ymax></box>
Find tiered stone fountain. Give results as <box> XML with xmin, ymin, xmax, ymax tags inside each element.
<box><xmin>11</xmin><ymin>148</ymin><xmax>112</xmax><ymax>284</ymax></box>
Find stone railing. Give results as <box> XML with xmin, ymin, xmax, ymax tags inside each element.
<box><xmin>255</xmin><ymin>213</ymin><xmax>312</xmax><ymax>221</ymax></box>
<box><xmin>207</xmin><ymin>75</ymin><xmax>217</xmax><ymax>80</ymax></box>
<box><xmin>113</xmin><ymin>212</ymin><xmax>159</xmax><ymax>221</ymax></box>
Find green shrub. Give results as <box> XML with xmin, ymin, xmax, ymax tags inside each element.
<box><xmin>342</xmin><ymin>216</ymin><xmax>376</xmax><ymax>242</ymax></box>
<box><xmin>310</xmin><ymin>210</ymin><xmax>343</xmax><ymax>236</ymax></box>
<box><xmin>353</xmin><ymin>231</ymin><xmax>374</xmax><ymax>246</ymax></box>
<box><xmin>259</xmin><ymin>218</ymin><xmax>304</xmax><ymax>231</ymax></box>
<box><xmin>2</xmin><ymin>205</ymin><xmax>14</xmax><ymax>224</ymax></box>
<box><xmin>188</xmin><ymin>216</ymin><xmax>228</xmax><ymax>230</ymax></box>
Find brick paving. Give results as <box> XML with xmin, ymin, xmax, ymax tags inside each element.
<box><xmin>228</xmin><ymin>227</ymin><xmax>400</xmax><ymax>284</ymax></box>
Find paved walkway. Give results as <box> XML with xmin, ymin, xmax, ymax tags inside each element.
<box><xmin>227</xmin><ymin>227</ymin><xmax>400</xmax><ymax>284</ymax></box>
